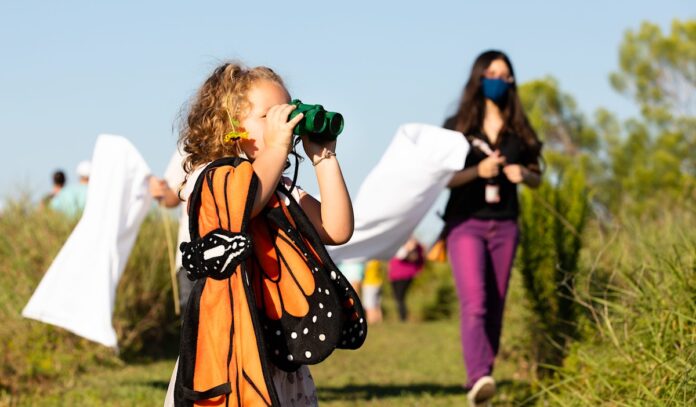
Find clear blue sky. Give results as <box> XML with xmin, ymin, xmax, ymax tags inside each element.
<box><xmin>1</xmin><ymin>1</ymin><xmax>693</xmax><ymax>240</ymax></box>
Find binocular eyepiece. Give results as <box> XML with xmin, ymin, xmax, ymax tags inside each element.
<box><xmin>289</xmin><ymin>99</ymin><xmax>344</xmax><ymax>142</ymax></box>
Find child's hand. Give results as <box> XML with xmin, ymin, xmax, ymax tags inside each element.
<box><xmin>301</xmin><ymin>136</ymin><xmax>337</xmax><ymax>165</ymax></box>
<box><xmin>148</xmin><ymin>176</ymin><xmax>167</xmax><ymax>199</ymax></box>
<box><xmin>265</xmin><ymin>104</ymin><xmax>304</xmax><ymax>153</ymax></box>
<box><xmin>296</xmin><ymin>134</ymin><xmax>353</xmax><ymax>245</ymax></box>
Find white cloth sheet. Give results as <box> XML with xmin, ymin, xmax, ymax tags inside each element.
<box><xmin>22</xmin><ymin>134</ymin><xmax>152</xmax><ymax>348</ymax></box>
<box><xmin>328</xmin><ymin>123</ymin><xmax>468</xmax><ymax>263</ymax></box>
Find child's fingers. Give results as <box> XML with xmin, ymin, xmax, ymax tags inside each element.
<box><xmin>266</xmin><ymin>104</ymin><xmax>285</xmax><ymax>123</ymax></box>
<box><xmin>268</xmin><ymin>104</ymin><xmax>298</xmax><ymax>126</ymax></box>
<box><xmin>277</xmin><ymin>104</ymin><xmax>294</xmax><ymax>119</ymax></box>
<box><xmin>287</xmin><ymin>111</ymin><xmax>304</xmax><ymax>127</ymax></box>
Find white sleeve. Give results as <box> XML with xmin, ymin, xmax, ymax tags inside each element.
<box><xmin>163</xmin><ymin>149</ymin><xmax>187</xmax><ymax>191</ymax></box>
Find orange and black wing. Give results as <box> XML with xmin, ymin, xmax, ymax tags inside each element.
<box><xmin>175</xmin><ymin>158</ymin><xmax>280</xmax><ymax>407</ymax></box>
<box><xmin>277</xmin><ymin>186</ymin><xmax>367</xmax><ymax>351</ymax></box>
<box><xmin>249</xmin><ymin>186</ymin><xmax>367</xmax><ymax>372</ymax></box>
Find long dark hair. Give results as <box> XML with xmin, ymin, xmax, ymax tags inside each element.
<box><xmin>452</xmin><ymin>50</ymin><xmax>541</xmax><ymax>160</ymax></box>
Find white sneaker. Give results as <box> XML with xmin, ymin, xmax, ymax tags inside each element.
<box><xmin>467</xmin><ymin>375</ymin><xmax>496</xmax><ymax>407</ymax></box>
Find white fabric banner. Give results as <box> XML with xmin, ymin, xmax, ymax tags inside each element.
<box><xmin>328</xmin><ymin>123</ymin><xmax>468</xmax><ymax>263</ymax></box>
<box><xmin>22</xmin><ymin>134</ymin><xmax>152</xmax><ymax>348</ymax></box>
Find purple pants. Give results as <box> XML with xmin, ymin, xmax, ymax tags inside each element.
<box><xmin>446</xmin><ymin>218</ymin><xmax>519</xmax><ymax>387</ymax></box>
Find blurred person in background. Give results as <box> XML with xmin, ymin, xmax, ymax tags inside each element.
<box><xmin>442</xmin><ymin>50</ymin><xmax>542</xmax><ymax>406</ymax></box>
<box><xmin>361</xmin><ymin>259</ymin><xmax>384</xmax><ymax>324</ymax></box>
<box><xmin>337</xmin><ymin>259</ymin><xmax>365</xmax><ymax>294</ymax></box>
<box><xmin>41</xmin><ymin>169</ymin><xmax>66</xmax><ymax>207</ymax></box>
<box><xmin>388</xmin><ymin>237</ymin><xmax>425</xmax><ymax>322</ymax></box>
<box><xmin>50</xmin><ymin>160</ymin><xmax>91</xmax><ymax>216</ymax></box>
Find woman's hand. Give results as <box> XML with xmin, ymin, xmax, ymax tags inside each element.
<box><xmin>264</xmin><ymin>104</ymin><xmax>303</xmax><ymax>153</ymax></box>
<box><xmin>504</xmin><ymin>164</ymin><xmax>542</xmax><ymax>187</ymax></box>
<box><xmin>503</xmin><ymin>164</ymin><xmax>528</xmax><ymax>184</ymax></box>
<box><xmin>477</xmin><ymin>151</ymin><xmax>505</xmax><ymax>178</ymax></box>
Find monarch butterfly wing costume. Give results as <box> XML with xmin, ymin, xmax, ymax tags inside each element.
<box><xmin>175</xmin><ymin>158</ymin><xmax>277</xmax><ymax>407</ymax></box>
<box><xmin>174</xmin><ymin>157</ymin><xmax>367</xmax><ymax>407</ymax></box>
<box><xmin>254</xmin><ymin>186</ymin><xmax>367</xmax><ymax>372</ymax></box>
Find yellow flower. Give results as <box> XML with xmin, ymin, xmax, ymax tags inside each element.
<box><xmin>224</xmin><ymin>131</ymin><xmax>249</xmax><ymax>142</ymax></box>
<box><xmin>223</xmin><ymin>111</ymin><xmax>249</xmax><ymax>142</ymax></box>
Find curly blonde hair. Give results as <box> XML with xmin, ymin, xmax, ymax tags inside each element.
<box><xmin>178</xmin><ymin>62</ymin><xmax>285</xmax><ymax>174</ymax></box>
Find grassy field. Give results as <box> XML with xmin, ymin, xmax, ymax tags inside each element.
<box><xmin>4</xmin><ymin>228</ymin><xmax>535</xmax><ymax>406</ymax></box>
<box><xmin>9</xmin><ymin>319</ymin><xmax>535</xmax><ymax>406</ymax></box>
<box><xmin>3</xmin><ymin>201</ymin><xmax>694</xmax><ymax>406</ymax></box>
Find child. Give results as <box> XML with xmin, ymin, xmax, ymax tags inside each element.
<box><xmin>165</xmin><ymin>63</ymin><xmax>364</xmax><ymax>406</ymax></box>
<box><xmin>388</xmin><ymin>237</ymin><xmax>425</xmax><ymax>322</ymax></box>
<box><xmin>361</xmin><ymin>260</ymin><xmax>384</xmax><ymax>324</ymax></box>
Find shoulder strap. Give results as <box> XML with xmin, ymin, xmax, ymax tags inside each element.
<box><xmin>187</xmin><ymin>157</ymin><xmax>257</xmax><ymax>240</ymax></box>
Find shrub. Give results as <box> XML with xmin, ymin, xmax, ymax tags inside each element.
<box><xmin>543</xmin><ymin>209</ymin><xmax>696</xmax><ymax>404</ymax></box>
<box><xmin>516</xmin><ymin>169</ymin><xmax>589</xmax><ymax>376</ymax></box>
<box><xmin>0</xmin><ymin>199</ymin><xmax>179</xmax><ymax>396</ymax></box>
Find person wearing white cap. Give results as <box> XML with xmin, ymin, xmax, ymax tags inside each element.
<box><xmin>76</xmin><ymin>160</ymin><xmax>91</xmax><ymax>181</ymax></box>
<box><xmin>50</xmin><ymin>160</ymin><xmax>91</xmax><ymax>216</ymax></box>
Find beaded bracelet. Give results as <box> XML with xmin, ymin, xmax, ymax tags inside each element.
<box><xmin>312</xmin><ymin>150</ymin><xmax>336</xmax><ymax>166</ymax></box>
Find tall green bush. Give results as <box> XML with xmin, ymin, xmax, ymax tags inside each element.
<box><xmin>516</xmin><ymin>168</ymin><xmax>589</xmax><ymax>375</ymax></box>
<box><xmin>543</xmin><ymin>209</ymin><xmax>696</xmax><ymax>405</ymax></box>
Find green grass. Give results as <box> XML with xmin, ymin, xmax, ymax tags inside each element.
<box><xmin>6</xmin><ymin>319</ymin><xmax>534</xmax><ymax>406</ymax></box>
<box><xmin>0</xmin><ymin>198</ymin><xmax>535</xmax><ymax>406</ymax></box>
<box><xmin>1</xmin><ymin>202</ymin><xmax>534</xmax><ymax>406</ymax></box>
<box><xmin>543</xmin><ymin>211</ymin><xmax>696</xmax><ymax>405</ymax></box>
<box><xmin>3</xmin><ymin>198</ymin><xmax>695</xmax><ymax>406</ymax></box>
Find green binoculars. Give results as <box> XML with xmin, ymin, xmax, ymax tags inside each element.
<box><xmin>289</xmin><ymin>99</ymin><xmax>344</xmax><ymax>142</ymax></box>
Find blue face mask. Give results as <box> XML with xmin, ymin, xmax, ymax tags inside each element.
<box><xmin>481</xmin><ymin>78</ymin><xmax>511</xmax><ymax>104</ymax></box>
